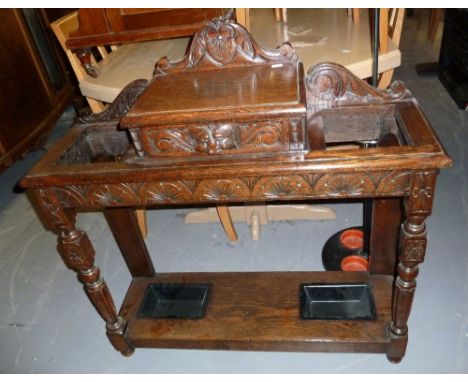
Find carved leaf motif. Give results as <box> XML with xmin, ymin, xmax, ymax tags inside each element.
<box><xmin>315</xmin><ymin>174</ymin><xmax>375</xmax><ymax>197</ymax></box>
<box><xmin>142</xmin><ymin>183</ymin><xmax>188</xmax><ymax>204</ymax></box>
<box><xmin>79</xmin><ymin>79</ymin><xmax>148</xmax><ymax>123</ymax></box>
<box><xmin>238</xmin><ymin>123</ymin><xmax>281</xmax><ymax>147</ymax></box>
<box><xmin>180</xmin><ymin>180</ymin><xmax>200</xmax><ymax>194</ymax></box>
<box><xmin>35</xmin><ymin>189</ymin><xmax>74</xmax><ymax>229</ymax></box>
<box><xmin>252</xmin><ymin>176</ymin><xmax>310</xmax><ymax>199</ymax></box>
<box><xmin>376</xmin><ymin>171</ymin><xmax>412</xmax><ymax>195</ymax></box>
<box><xmin>205</xmin><ymin>22</ymin><xmax>237</xmax><ymax>64</ymax></box>
<box><xmin>154</xmin><ymin>17</ymin><xmax>298</xmax><ymax>75</ymax></box>
<box><xmin>195</xmin><ymin>179</ymin><xmax>250</xmax><ymax>201</ymax></box>
<box><xmin>87</xmin><ymin>184</ymin><xmax>138</xmax><ymax>206</ymax></box>
<box><xmin>300</xmin><ymin>174</ymin><xmax>324</xmax><ymax>189</ymax></box>
<box><xmin>147</xmin><ymin>129</ymin><xmax>196</xmax><ymax>153</ymax></box>
<box><xmin>305</xmin><ymin>62</ymin><xmax>412</xmax><ymax>112</ymax></box>
<box><xmin>239</xmin><ymin>177</ymin><xmax>262</xmax><ymax>192</ymax></box>
<box><xmin>54</xmin><ymin>185</ymin><xmax>88</xmax><ymax>208</ymax></box>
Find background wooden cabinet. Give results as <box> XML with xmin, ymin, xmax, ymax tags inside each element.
<box><xmin>0</xmin><ymin>9</ymin><xmax>75</xmax><ymax>172</ymax></box>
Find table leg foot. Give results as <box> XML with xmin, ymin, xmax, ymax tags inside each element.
<box><xmin>387</xmin><ymin>330</ymin><xmax>408</xmax><ymax>363</ymax></box>
<box><xmin>107</xmin><ymin>316</ymin><xmax>135</xmax><ymax>356</ymax></box>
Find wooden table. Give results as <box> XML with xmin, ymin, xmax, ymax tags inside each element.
<box><xmin>21</xmin><ymin>17</ymin><xmax>451</xmax><ymax>364</ymax></box>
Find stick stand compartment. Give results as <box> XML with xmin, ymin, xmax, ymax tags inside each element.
<box><xmin>138</xmin><ymin>283</ymin><xmax>210</xmax><ymax>319</ymax></box>
<box><xmin>300</xmin><ymin>283</ymin><xmax>377</xmax><ymax>320</ymax></box>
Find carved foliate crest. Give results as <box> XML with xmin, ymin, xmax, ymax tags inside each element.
<box><xmin>154</xmin><ymin>16</ymin><xmax>298</xmax><ymax>75</ymax></box>
<box><xmin>305</xmin><ymin>62</ymin><xmax>412</xmax><ymax>111</ymax></box>
<box><xmin>79</xmin><ymin>79</ymin><xmax>148</xmax><ymax>123</ymax></box>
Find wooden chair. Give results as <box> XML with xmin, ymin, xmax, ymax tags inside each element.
<box><xmin>377</xmin><ymin>8</ymin><xmax>405</xmax><ymax>89</ymax></box>
<box><xmin>349</xmin><ymin>8</ymin><xmax>405</xmax><ymax>89</ymax></box>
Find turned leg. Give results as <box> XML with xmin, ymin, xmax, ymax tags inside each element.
<box><xmin>74</xmin><ymin>47</ymin><xmax>100</xmax><ymax>78</ymax></box>
<box><xmin>387</xmin><ymin>171</ymin><xmax>437</xmax><ymax>363</ymax></box>
<box><xmin>33</xmin><ymin>188</ymin><xmax>133</xmax><ymax>356</ymax></box>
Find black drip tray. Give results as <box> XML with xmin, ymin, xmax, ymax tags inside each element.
<box><xmin>300</xmin><ymin>283</ymin><xmax>376</xmax><ymax>320</ymax></box>
<box><xmin>138</xmin><ymin>283</ymin><xmax>211</xmax><ymax>319</ymax></box>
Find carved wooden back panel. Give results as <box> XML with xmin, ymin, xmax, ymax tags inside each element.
<box><xmin>154</xmin><ymin>16</ymin><xmax>299</xmax><ymax>75</ymax></box>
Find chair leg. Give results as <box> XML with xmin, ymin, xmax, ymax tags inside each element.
<box><xmin>352</xmin><ymin>8</ymin><xmax>360</xmax><ymax>23</ymax></box>
<box><xmin>236</xmin><ymin>8</ymin><xmax>251</xmax><ymax>31</ymax></box>
<box><xmin>274</xmin><ymin>8</ymin><xmax>283</xmax><ymax>21</ymax></box>
<box><xmin>378</xmin><ymin>69</ymin><xmax>395</xmax><ymax>89</ymax></box>
<box><xmin>216</xmin><ymin>206</ymin><xmax>238</xmax><ymax>242</ymax></box>
<box><xmin>135</xmin><ymin>208</ymin><xmax>148</xmax><ymax>238</ymax></box>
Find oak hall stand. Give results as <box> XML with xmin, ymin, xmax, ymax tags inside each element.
<box><xmin>21</xmin><ymin>17</ymin><xmax>451</xmax><ymax>363</ymax></box>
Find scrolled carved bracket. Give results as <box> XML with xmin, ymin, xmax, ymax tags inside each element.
<box><xmin>305</xmin><ymin>62</ymin><xmax>412</xmax><ymax>112</ymax></box>
<box><xmin>79</xmin><ymin>79</ymin><xmax>148</xmax><ymax>123</ymax></box>
<box><xmin>154</xmin><ymin>16</ymin><xmax>298</xmax><ymax>75</ymax></box>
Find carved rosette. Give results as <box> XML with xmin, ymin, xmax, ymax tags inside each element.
<box><xmin>154</xmin><ymin>16</ymin><xmax>298</xmax><ymax>75</ymax></box>
<box><xmin>52</xmin><ymin>170</ymin><xmax>413</xmax><ymax>208</ymax></box>
<box><xmin>305</xmin><ymin>62</ymin><xmax>412</xmax><ymax>112</ymax></box>
<box><xmin>407</xmin><ymin>171</ymin><xmax>437</xmax><ymax>215</ymax></box>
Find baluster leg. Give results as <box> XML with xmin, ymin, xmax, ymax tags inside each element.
<box><xmin>33</xmin><ymin>188</ymin><xmax>134</xmax><ymax>356</ymax></box>
<box><xmin>387</xmin><ymin>171</ymin><xmax>437</xmax><ymax>363</ymax></box>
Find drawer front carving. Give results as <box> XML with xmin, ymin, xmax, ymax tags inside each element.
<box><xmin>135</xmin><ymin>119</ymin><xmax>305</xmax><ymax>157</ymax></box>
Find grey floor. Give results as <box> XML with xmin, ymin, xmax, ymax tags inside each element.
<box><xmin>1</xmin><ymin>11</ymin><xmax>467</xmax><ymax>373</ymax></box>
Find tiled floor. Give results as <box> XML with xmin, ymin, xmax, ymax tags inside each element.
<box><xmin>0</xmin><ymin>10</ymin><xmax>467</xmax><ymax>373</ymax></box>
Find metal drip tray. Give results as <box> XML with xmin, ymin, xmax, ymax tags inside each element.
<box><xmin>300</xmin><ymin>283</ymin><xmax>377</xmax><ymax>320</ymax></box>
<box><xmin>138</xmin><ymin>283</ymin><xmax>211</xmax><ymax>319</ymax></box>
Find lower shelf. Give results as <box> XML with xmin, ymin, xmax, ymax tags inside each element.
<box><xmin>120</xmin><ymin>271</ymin><xmax>393</xmax><ymax>353</ymax></box>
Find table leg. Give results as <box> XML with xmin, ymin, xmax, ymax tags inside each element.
<box><xmin>33</xmin><ymin>188</ymin><xmax>134</xmax><ymax>356</ymax></box>
<box><xmin>369</xmin><ymin>132</ymin><xmax>402</xmax><ymax>275</ymax></box>
<box><xmin>368</xmin><ymin>198</ymin><xmax>402</xmax><ymax>275</ymax></box>
<box><xmin>104</xmin><ymin>207</ymin><xmax>155</xmax><ymax>277</ymax></box>
<box><xmin>387</xmin><ymin>170</ymin><xmax>437</xmax><ymax>363</ymax></box>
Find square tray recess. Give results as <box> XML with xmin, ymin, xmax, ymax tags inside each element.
<box><xmin>300</xmin><ymin>283</ymin><xmax>377</xmax><ymax>320</ymax></box>
<box><xmin>138</xmin><ymin>283</ymin><xmax>210</xmax><ymax>319</ymax></box>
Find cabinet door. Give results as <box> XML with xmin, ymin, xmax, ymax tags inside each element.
<box><xmin>0</xmin><ymin>9</ymin><xmax>75</xmax><ymax>171</ymax></box>
<box><xmin>105</xmin><ymin>8</ymin><xmax>225</xmax><ymax>34</ymax></box>
<box><xmin>0</xmin><ymin>9</ymin><xmax>53</xmax><ymax>153</ymax></box>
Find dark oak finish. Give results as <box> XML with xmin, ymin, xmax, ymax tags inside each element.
<box><xmin>21</xmin><ymin>16</ymin><xmax>451</xmax><ymax>363</ymax></box>
<box><xmin>104</xmin><ymin>208</ymin><xmax>155</xmax><ymax>278</ymax></box>
<box><xmin>368</xmin><ymin>133</ymin><xmax>403</xmax><ymax>275</ymax></box>
<box><xmin>121</xmin><ymin>272</ymin><xmax>393</xmax><ymax>352</ymax></box>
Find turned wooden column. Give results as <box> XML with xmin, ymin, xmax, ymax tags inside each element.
<box><xmin>33</xmin><ymin>188</ymin><xmax>134</xmax><ymax>356</ymax></box>
<box><xmin>387</xmin><ymin>170</ymin><xmax>437</xmax><ymax>363</ymax></box>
